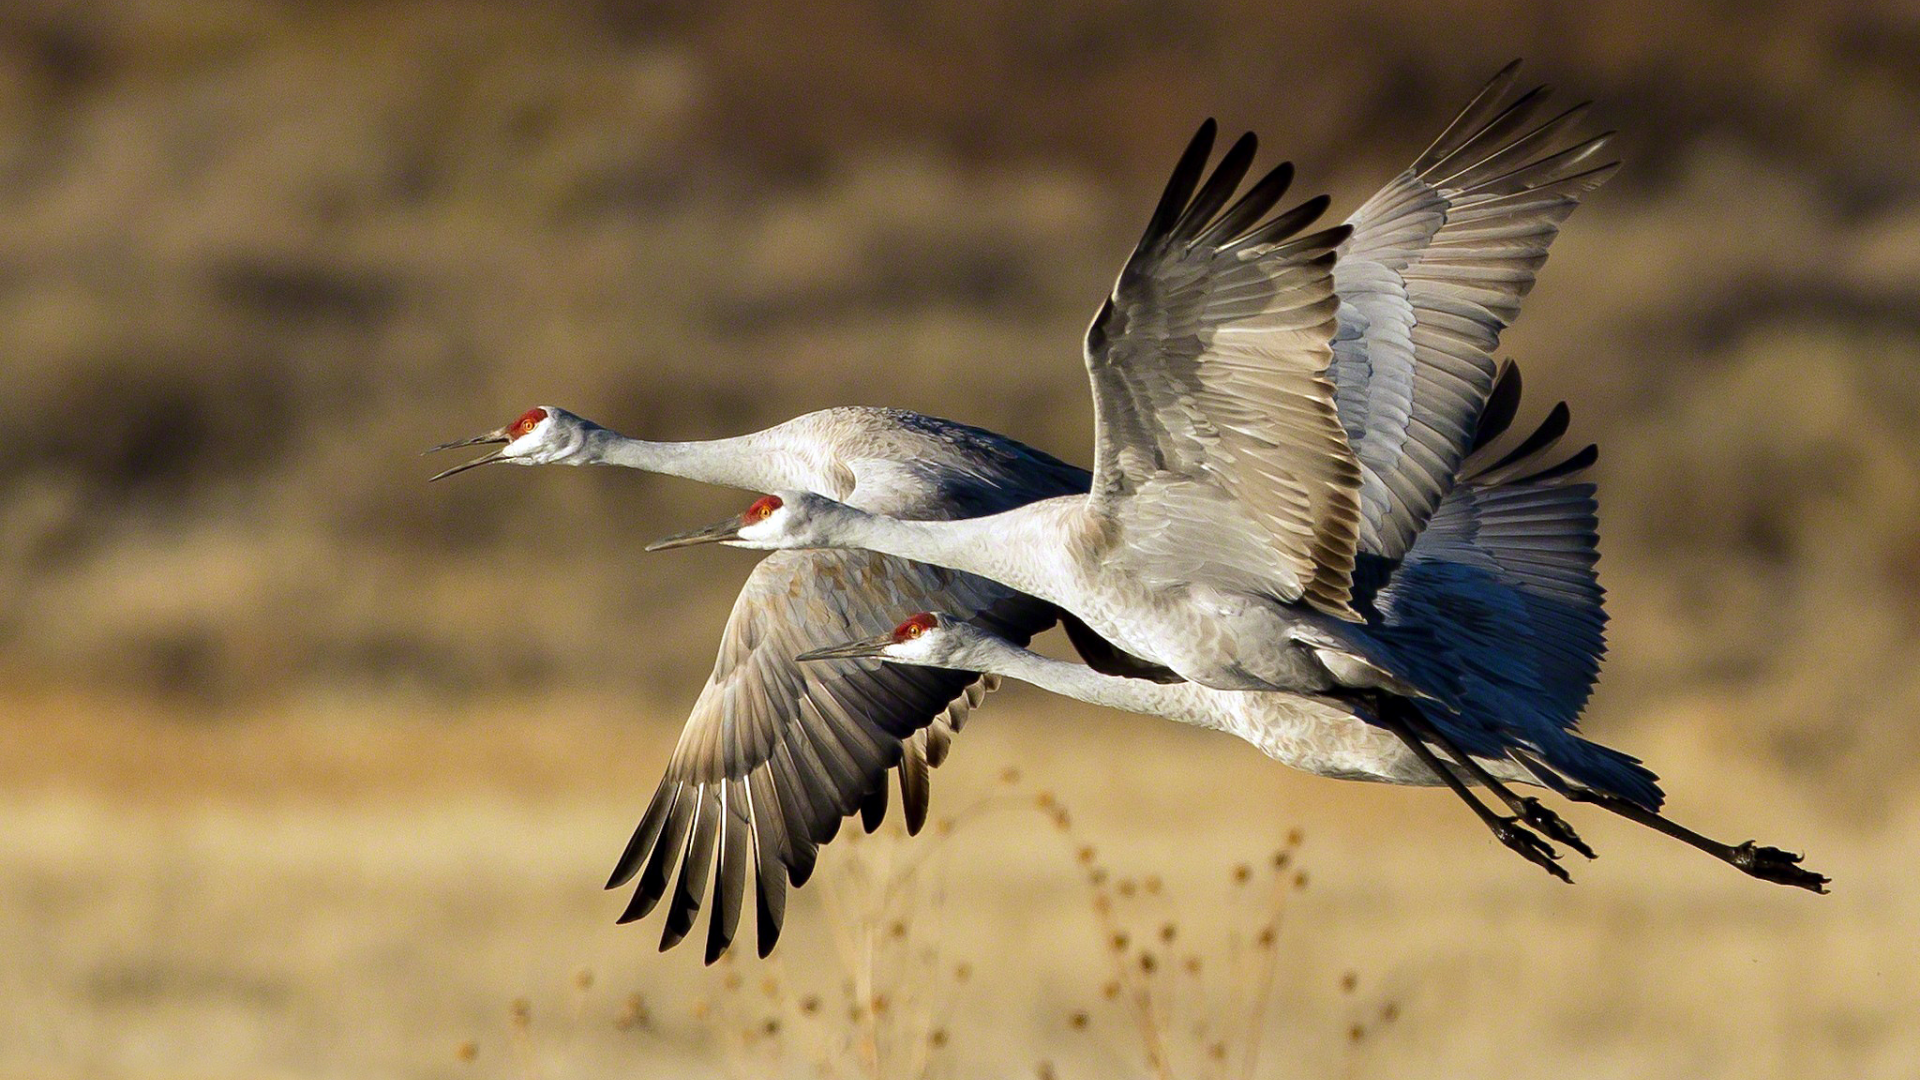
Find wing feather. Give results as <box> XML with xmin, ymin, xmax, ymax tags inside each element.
<box><xmin>1334</xmin><ymin>63</ymin><xmax>1617</xmax><ymax>562</ymax></box>
<box><xmin>1087</xmin><ymin>128</ymin><xmax>1361</xmax><ymax>617</ymax></box>
<box><xmin>612</xmin><ymin>548</ymin><xmax>1050</xmax><ymax>960</ymax></box>
<box><xmin>705</xmin><ymin>781</ymin><xmax>752</xmax><ymax>962</ymax></box>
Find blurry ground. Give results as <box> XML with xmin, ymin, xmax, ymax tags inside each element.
<box><xmin>4</xmin><ymin>1</ymin><xmax>1920</xmax><ymax>1077</ymax></box>
<box><xmin>1</xmin><ymin>692</ymin><xmax>1909</xmax><ymax>1080</ymax></box>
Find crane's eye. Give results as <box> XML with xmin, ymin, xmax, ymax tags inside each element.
<box><xmin>746</xmin><ymin>495</ymin><xmax>783</xmax><ymax>522</ymax></box>
<box><xmin>892</xmin><ymin>613</ymin><xmax>938</xmax><ymax>641</ymax></box>
<box><xmin>511</xmin><ymin>407</ymin><xmax>547</xmax><ymax>438</ymax></box>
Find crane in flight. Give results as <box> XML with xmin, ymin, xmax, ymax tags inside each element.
<box><xmin>791</xmin><ymin>367</ymin><xmax>1828</xmax><ymax>894</ymax></box>
<box><xmin>432</xmin><ymin>63</ymin><xmax>1632</xmax><ymax>958</ymax></box>
<box><xmin>651</xmin><ymin>80</ymin><xmax>1630</xmax><ymax>867</ymax></box>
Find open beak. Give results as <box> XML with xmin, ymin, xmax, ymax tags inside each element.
<box><xmin>424</xmin><ymin>429</ymin><xmax>510</xmax><ymax>482</ymax></box>
<box><xmin>645</xmin><ymin>515</ymin><xmax>748</xmax><ymax>552</ymax></box>
<box><xmin>794</xmin><ymin>632</ymin><xmax>894</xmax><ymax>662</ymax></box>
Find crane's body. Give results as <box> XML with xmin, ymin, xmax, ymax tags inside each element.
<box><xmin>805</xmin><ymin>611</ymin><xmax>1827</xmax><ymax>892</ymax></box>
<box><xmin>813</xmin><ymin>615</ymin><xmax>1528</xmax><ymax>787</ymax></box>
<box><xmin>441</xmin><ymin>404</ymin><xmax>1090</xmax><ymax>514</ymax></box>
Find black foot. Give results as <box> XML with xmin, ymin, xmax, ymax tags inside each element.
<box><xmin>1495</xmin><ymin>819</ymin><xmax>1572</xmax><ymax>884</ymax></box>
<box><xmin>1517</xmin><ymin>797</ymin><xmax>1596</xmax><ymax>860</ymax></box>
<box><xmin>1731</xmin><ymin>842</ymin><xmax>1830</xmax><ymax>894</ymax></box>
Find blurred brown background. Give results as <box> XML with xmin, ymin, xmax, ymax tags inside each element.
<box><xmin>4</xmin><ymin>1</ymin><xmax>1919</xmax><ymax>1077</ymax></box>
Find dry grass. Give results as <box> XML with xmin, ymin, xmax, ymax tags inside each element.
<box><xmin>1</xmin><ymin>688</ymin><xmax>1912</xmax><ymax>1080</ymax></box>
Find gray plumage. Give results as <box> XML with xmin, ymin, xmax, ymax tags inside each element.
<box><xmin>1331</xmin><ymin>60</ymin><xmax>1617</xmax><ymax>560</ymax></box>
<box><xmin>802</xmin><ymin>367</ymin><xmax>1825</xmax><ymax>892</ymax></box>
<box><xmin>431</xmin><ymin>404</ymin><xmax>1094</xmax><ymax>960</ymax></box>
<box><xmin>432</xmin><ymin>64</ymin><xmax>1664</xmax><ymax>956</ymax></box>
<box><xmin>663</xmin><ymin>119</ymin><xmax>1443</xmax><ymax>699</ymax></box>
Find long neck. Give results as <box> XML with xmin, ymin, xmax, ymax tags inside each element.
<box><xmin>963</xmin><ymin>640</ymin><xmax>1224</xmax><ymax>732</ymax></box>
<box><xmin>827</xmin><ymin>501</ymin><xmax>1077</xmax><ymax>604</ymax></box>
<box><xmin>585</xmin><ymin>427</ymin><xmax>811</xmax><ymax>492</ymax></box>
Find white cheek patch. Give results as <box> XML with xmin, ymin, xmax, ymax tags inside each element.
<box><xmin>736</xmin><ymin>515</ymin><xmax>785</xmax><ymax>545</ymax></box>
<box><xmin>892</xmin><ymin>635</ymin><xmax>940</xmax><ymax>664</ymax></box>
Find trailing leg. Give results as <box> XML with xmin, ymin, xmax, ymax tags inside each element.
<box><xmin>1369</xmin><ymin>699</ymin><xmax>1572</xmax><ymax>884</ymax></box>
<box><xmin>1564</xmin><ymin>788</ymin><xmax>1829</xmax><ymax>893</ymax></box>
<box><xmin>1404</xmin><ymin>714</ymin><xmax>1596</xmax><ymax>860</ymax></box>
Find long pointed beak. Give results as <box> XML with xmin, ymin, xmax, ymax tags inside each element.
<box><xmin>795</xmin><ymin>632</ymin><xmax>894</xmax><ymax>662</ymax></box>
<box><xmin>645</xmin><ymin>516</ymin><xmax>747</xmax><ymax>552</ymax></box>
<box><xmin>424</xmin><ymin>429</ymin><xmax>510</xmax><ymax>482</ymax></box>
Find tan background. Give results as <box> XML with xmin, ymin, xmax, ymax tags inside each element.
<box><xmin>3</xmin><ymin>1</ymin><xmax>1918</xmax><ymax>1077</ymax></box>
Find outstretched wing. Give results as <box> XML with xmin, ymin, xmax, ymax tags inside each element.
<box><xmin>1364</xmin><ymin>361</ymin><xmax>1660</xmax><ymax>809</ymax></box>
<box><xmin>607</xmin><ymin>549</ymin><xmax>1050</xmax><ymax>962</ymax></box>
<box><xmin>1333</xmin><ymin>60</ymin><xmax>1617</xmax><ymax>561</ymax></box>
<box><xmin>1086</xmin><ymin>121</ymin><xmax>1361</xmax><ymax>619</ymax></box>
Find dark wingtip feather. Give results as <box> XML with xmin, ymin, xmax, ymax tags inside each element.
<box><xmin>704</xmin><ymin>798</ymin><xmax>750</xmax><ymax>964</ymax></box>
<box><xmin>1135</xmin><ymin>119</ymin><xmax>1219</xmax><ymax>260</ymax></box>
<box><xmin>614</xmin><ymin>893</ymin><xmax>649</xmax><ymax>925</ymax></box>
<box><xmin>788</xmin><ymin>852</ymin><xmax>816</xmax><ymax>888</ymax></box>
<box><xmin>1517</xmin><ymin>443</ymin><xmax>1598</xmax><ymax>484</ymax></box>
<box><xmin>754</xmin><ymin>864</ymin><xmax>786</xmax><ymax>959</ymax></box>
<box><xmin>660</xmin><ymin>890</ymin><xmax>698</xmax><ymax>950</ymax></box>
<box><xmin>622</xmin><ymin>790</ymin><xmax>695</xmax><ymax>922</ymax></box>
<box><xmin>1225</xmin><ymin>193</ymin><xmax>1335</xmax><ymax>254</ymax></box>
<box><xmin>659</xmin><ymin>919</ymin><xmax>691</xmax><ymax>952</ymax></box>
<box><xmin>606</xmin><ymin>784</ymin><xmax>674</xmax><ymax>890</ymax></box>
<box><xmin>1485</xmin><ymin>400</ymin><xmax>1570</xmax><ymax>475</ymax></box>
<box><xmin>857</xmin><ymin>780</ymin><xmax>888</xmax><ymax>833</ymax></box>
<box><xmin>1193</xmin><ymin>160</ymin><xmax>1295</xmax><ymax>250</ymax></box>
<box><xmin>661</xmin><ymin>794</ymin><xmax>719</xmax><ymax>952</ymax></box>
<box><xmin>756</xmin><ymin>913</ymin><xmax>781</xmax><ymax>958</ymax></box>
<box><xmin>1171</xmin><ymin>130</ymin><xmax>1258</xmax><ymax>243</ymax></box>
<box><xmin>1472</xmin><ymin>359</ymin><xmax>1524</xmax><ymax>453</ymax></box>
